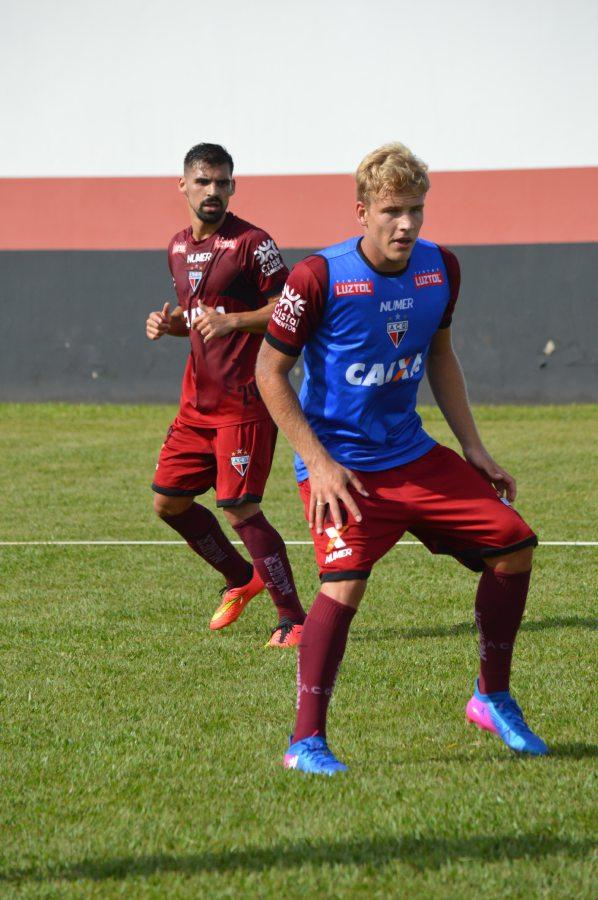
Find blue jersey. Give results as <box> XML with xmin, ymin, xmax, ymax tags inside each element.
<box><xmin>266</xmin><ymin>237</ymin><xmax>460</xmax><ymax>481</ymax></box>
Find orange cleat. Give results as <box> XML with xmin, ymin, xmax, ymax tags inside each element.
<box><xmin>210</xmin><ymin>568</ymin><xmax>265</xmax><ymax>630</ymax></box>
<box><xmin>266</xmin><ymin>618</ymin><xmax>304</xmax><ymax>648</ymax></box>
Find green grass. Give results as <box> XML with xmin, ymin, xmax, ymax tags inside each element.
<box><xmin>0</xmin><ymin>404</ymin><xmax>596</xmax><ymax>897</ymax></box>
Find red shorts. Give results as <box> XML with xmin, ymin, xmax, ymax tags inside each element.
<box><xmin>152</xmin><ymin>415</ymin><xmax>277</xmax><ymax>507</ymax></box>
<box><xmin>298</xmin><ymin>444</ymin><xmax>537</xmax><ymax>581</ymax></box>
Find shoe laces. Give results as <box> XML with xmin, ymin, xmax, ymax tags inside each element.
<box><xmin>270</xmin><ymin>617</ymin><xmax>295</xmax><ymax>643</ymax></box>
<box><xmin>495</xmin><ymin>697</ymin><xmax>534</xmax><ymax>734</ymax></box>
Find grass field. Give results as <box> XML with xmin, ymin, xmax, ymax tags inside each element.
<box><xmin>1</xmin><ymin>403</ymin><xmax>596</xmax><ymax>898</ymax></box>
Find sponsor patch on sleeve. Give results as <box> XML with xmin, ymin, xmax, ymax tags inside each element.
<box><xmin>254</xmin><ymin>239</ymin><xmax>285</xmax><ymax>276</ymax></box>
<box><xmin>272</xmin><ymin>284</ymin><xmax>306</xmax><ymax>334</ymax></box>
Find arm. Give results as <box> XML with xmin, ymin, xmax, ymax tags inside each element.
<box><xmin>146</xmin><ymin>303</ymin><xmax>189</xmax><ymax>339</ymax></box>
<box><xmin>426</xmin><ymin>327</ymin><xmax>517</xmax><ymax>500</ymax></box>
<box><xmin>255</xmin><ymin>341</ymin><xmax>368</xmax><ymax>533</ymax></box>
<box><xmin>192</xmin><ymin>296</ymin><xmax>278</xmax><ymax>343</ymax></box>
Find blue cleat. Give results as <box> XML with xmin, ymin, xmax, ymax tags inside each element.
<box><xmin>466</xmin><ymin>680</ymin><xmax>549</xmax><ymax>756</ymax></box>
<box><xmin>283</xmin><ymin>735</ymin><xmax>348</xmax><ymax>775</ymax></box>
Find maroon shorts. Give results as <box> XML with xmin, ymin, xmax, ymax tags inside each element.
<box><xmin>152</xmin><ymin>415</ymin><xmax>277</xmax><ymax>507</ymax></box>
<box><xmin>298</xmin><ymin>444</ymin><xmax>537</xmax><ymax>581</ymax></box>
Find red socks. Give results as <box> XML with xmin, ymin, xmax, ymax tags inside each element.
<box><xmin>233</xmin><ymin>512</ymin><xmax>305</xmax><ymax>624</ymax></box>
<box><xmin>475</xmin><ymin>567</ymin><xmax>531</xmax><ymax>694</ymax></box>
<box><xmin>162</xmin><ymin>503</ymin><xmax>252</xmax><ymax>587</ymax></box>
<box><xmin>294</xmin><ymin>592</ymin><xmax>356</xmax><ymax>741</ymax></box>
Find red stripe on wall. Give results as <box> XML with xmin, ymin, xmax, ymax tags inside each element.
<box><xmin>1</xmin><ymin>168</ymin><xmax>597</xmax><ymax>250</ymax></box>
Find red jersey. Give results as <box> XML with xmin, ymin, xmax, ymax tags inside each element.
<box><xmin>168</xmin><ymin>213</ymin><xmax>288</xmax><ymax>427</ymax></box>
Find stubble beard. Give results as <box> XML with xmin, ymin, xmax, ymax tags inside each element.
<box><xmin>196</xmin><ymin>200</ymin><xmax>226</xmax><ymax>224</ymax></box>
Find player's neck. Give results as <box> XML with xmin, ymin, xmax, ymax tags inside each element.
<box><xmin>190</xmin><ymin>213</ymin><xmax>227</xmax><ymax>243</ymax></box>
<box><xmin>359</xmin><ymin>236</ymin><xmax>409</xmax><ymax>275</ymax></box>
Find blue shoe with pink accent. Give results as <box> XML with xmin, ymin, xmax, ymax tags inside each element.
<box><xmin>466</xmin><ymin>680</ymin><xmax>549</xmax><ymax>756</ymax></box>
<box><xmin>283</xmin><ymin>735</ymin><xmax>348</xmax><ymax>775</ymax></box>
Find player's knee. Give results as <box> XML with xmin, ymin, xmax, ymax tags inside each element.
<box><xmin>223</xmin><ymin>502</ymin><xmax>261</xmax><ymax>526</ymax></box>
<box><xmin>153</xmin><ymin>493</ymin><xmax>192</xmax><ymax>519</ymax></box>
<box><xmin>321</xmin><ymin>578</ymin><xmax>367</xmax><ymax>609</ymax></box>
<box><xmin>486</xmin><ymin>545</ymin><xmax>534</xmax><ymax>574</ymax></box>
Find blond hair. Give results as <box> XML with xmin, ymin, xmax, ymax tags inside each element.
<box><xmin>356</xmin><ymin>142</ymin><xmax>430</xmax><ymax>203</ymax></box>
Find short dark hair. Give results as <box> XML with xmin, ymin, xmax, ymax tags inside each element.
<box><xmin>183</xmin><ymin>143</ymin><xmax>234</xmax><ymax>174</ymax></box>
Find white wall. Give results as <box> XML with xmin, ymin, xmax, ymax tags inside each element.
<box><xmin>2</xmin><ymin>0</ymin><xmax>597</xmax><ymax>176</ymax></box>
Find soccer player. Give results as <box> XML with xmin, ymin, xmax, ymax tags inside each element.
<box><xmin>146</xmin><ymin>143</ymin><xmax>305</xmax><ymax>647</ymax></box>
<box><xmin>256</xmin><ymin>142</ymin><xmax>548</xmax><ymax>771</ymax></box>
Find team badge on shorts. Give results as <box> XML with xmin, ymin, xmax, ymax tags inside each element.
<box><xmin>231</xmin><ymin>448</ymin><xmax>250</xmax><ymax>477</ymax></box>
<box><xmin>188</xmin><ymin>270</ymin><xmax>203</xmax><ymax>292</ymax></box>
<box><xmin>387</xmin><ymin>320</ymin><xmax>409</xmax><ymax>348</ymax></box>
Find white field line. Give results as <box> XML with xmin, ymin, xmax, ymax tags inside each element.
<box><xmin>0</xmin><ymin>540</ymin><xmax>596</xmax><ymax>547</ymax></box>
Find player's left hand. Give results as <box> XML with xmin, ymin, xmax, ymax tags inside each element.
<box><xmin>464</xmin><ymin>446</ymin><xmax>517</xmax><ymax>502</ymax></box>
<box><xmin>192</xmin><ymin>302</ymin><xmax>236</xmax><ymax>342</ymax></box>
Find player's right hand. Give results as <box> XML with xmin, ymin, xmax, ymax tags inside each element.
<box><xmin>308</xmin><ymin>457</ymin><xmax>369</xmax><ymax>534</ymax></box>
<box><xmin>146</xmin><ymin>302</ymin><xmax>171</xmax><ymax>340</ymax></box>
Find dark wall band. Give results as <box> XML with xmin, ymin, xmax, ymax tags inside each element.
<box><xmin>1</xmin><ymin>244</ymin><xmax>596</xmax><ymax>404</ymax></box>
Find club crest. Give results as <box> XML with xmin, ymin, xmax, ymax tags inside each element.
<box><xmin>387</xmin><ymin>320</ymin><xmax>409</xmax><ymax>348</ymax></box>
<box><xmin>188</xmin><ymin>270</ymin><xmax>203</xmax><ymax>293</ymax></box>
<box><xmin>231</xmin><ymin>448</ymin><xmax>250</xmax><ymax>477</ymax></box>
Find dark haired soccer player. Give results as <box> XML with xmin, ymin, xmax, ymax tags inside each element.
<box><xmin>146</xmin><ymin>143</ymin><xmax>305</xmax><ymax>647</ymax></box>
<box><xmin>256</xmin><ymin>141</ymin><xmax>548</xmax><ymax>771</ymax></box>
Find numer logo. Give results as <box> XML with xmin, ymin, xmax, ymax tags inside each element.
<box><xmin>187</xmin><ymin>252</ymin><xmax>212</xmax><ymax>264</ymax></box>
<box><xmin>324</xmin><ymin>526</ymin><xmax>352</xmax><ymax>564</ymax></box>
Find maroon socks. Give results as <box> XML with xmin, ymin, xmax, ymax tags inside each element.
<box><xmin>233</xmin><ymin>512</ymin><xmax>305</xmax><ymax>624</ymax></box>
<box><xmin>162</xmin><ymin>503</ymin><xmax>252</xmax><ymax>587</ymax></box>
<box><xmin>475</xmin><ymin>567</ymin><xmax>531</xmax><ymax>694</ymax></box>
<box><xmin>294</xmin><ymin>592</ymin><xmax>356</xmax><ymax>741</ymax></box>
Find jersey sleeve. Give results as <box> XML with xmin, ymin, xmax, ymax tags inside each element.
<box><xmin>167</xmin><ymin>238</ymin><xmax>186</xmax><ymax>307</ymax></box>
<box><xmin>265</xmin><ymin>255</ymin><xmax>328</xmax><ymax>357</ymax></box>
<box><xmin>438</xmin><ymin>247</ymin><xmax>460</xmax><ymax>328</ymax></box>
<box><xmin>247</xmin><ymin>230</ymin><xmax>289</xmax><ymax>301</ymax></box>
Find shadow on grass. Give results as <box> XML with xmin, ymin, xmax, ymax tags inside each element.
<box><xmin>413</xmin><ymin>742</ymin><xmax>598</xmax><ymax>764</ymax></box>
<box><xmin>549</xmin><ymin>742</ymin><xmax>598</xmax><ymax>760</ymax></box>
<box><xmin>354</xmin><ymin>615</ymin><xmax>597</xmax><ymax>641</ymax></box>
<box><xmin>2</xmin><ymin>833</ymin><xmax>594</xmax><ymax>884</ymax></box>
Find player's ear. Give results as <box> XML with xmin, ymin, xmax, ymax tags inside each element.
<box><xmin>356</xmin><ymin>200</ymin><xmax>368</xmax><ymax>227</ymax></box>
<box><xmin>229</xmin><ymin>178</ymin><xmax>236</xmax><ymax>196</ymax></box>
<box><xmin>178</xmin><ymin>175</ymin><xmax>187</xmax><ymax>195</ymax></box>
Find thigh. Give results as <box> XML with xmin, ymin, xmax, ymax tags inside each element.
<box><xmin>405</xmin><ymin>445</ymin><xmax>537</xmax><ymax>571</ymax></box>
<box><xmin>214</xmin><ymin>417</ymin><xmax>278</xmax><ymax>508</ymax></box>
<box><xmin>152</xmin><ymin>416</ymin><xmax>216</xmax><ymax>497</ymax></box>
<box><xmin>298</xmin><ymin>476</ymin><xmax>408</xmax><ymax>584</ymax></box>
